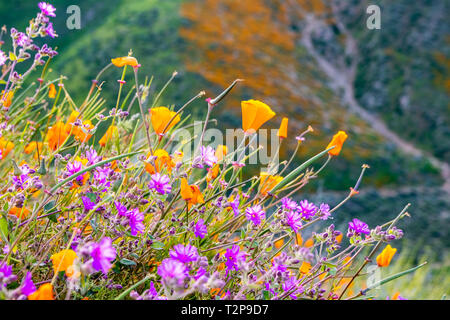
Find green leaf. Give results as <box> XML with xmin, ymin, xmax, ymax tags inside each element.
<box><xmin>0</xmin><ymin>218</ymin><xmax>9</xmax><ymax>242</ymax></box>
<box><xmin>363</xmin><ymin>262</ymin><xmax>428</xmax><ymax>294</ymax></box>
<box><xmin>270</xmin><ymin>147</ymin><xmax>334</xmax><ymax>193</ymax></box>
<box><xmin>151</xmin><ymin>241</ymin><xmax>165</xmax><ymax>250</ymax></box>
<box><xmin>119</xmin><ymin>258</ymin><xmax>137</xmax><ymax>266</ymax></box>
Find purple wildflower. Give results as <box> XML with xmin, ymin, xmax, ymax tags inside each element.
<box><xmin>245</xmin><ymin>205</ymin><xmax>265</xmax><ymax>226</ymax></box>
<box><xmin>281</xmin><ymin>197</ymin><xmax>298</xmax><ymax>211</ymax></box>
<box><xmin>229</xmin><ymin>195</ymin><xmax>240</xmax><ymax>217</ymax></box>
<box><xmin>193</xmin><ymin>146</ymin><xmax>217</xmax><ymax>169</ymax></box>
<box><xmin>93</xmin><ymin>166</ymin><xmax>112</xmax><ymax>192</ymax></box>
<box><xmin>81</xmin><ymin>196</ymin><xmax>96</xmax><ymax>211</ymax></box>
<box><xmin>157</xmin><ymin>258</ymin><xmax>187</xmax><ymax>287</ymax></box>
<box><xmin>38</xmin><ymin>2</ymin><xmax>56</xmax><ymax>17</ymax></box>
<box><xmin>224</xmin><ymin>245</ymin><xmax>248</xmax><ymax>275</ymax></box>
<box><xmin>298</xmin><ymin>200</ymin><xmax>317</xmax><ymax>220</ymax></box>
<box><xmin>194</xmin><ymin>219</ymin><xmax>207</xmax><ymax>239</ymax></box>
<box><xmin>282</xmin><ymin>276</ymin><xmax>304</xmax><ymax>299</ymax></box>
<box><xmin>90</xmin><ymin>237</ymin><xmax>116</xmax><ymax>274</ymax></box>
<box><xmin>45</xmin><ymin>22</ymin><xmax>57</xmax><ymax>38</ymax></box>
<box><xmin>285</xmin><ymin>210</ymin><xmax>302</xmax><ymax>233</ymax></box>
<box><xmin>86</xmin><ymin>147</ymin><xmax>102</xmax><ymax>165</ymax></box>
<box><xmin>66</xmin><ymin>161</ymin><xmax>83</xmax><ymax>184</ymax></box>
<box><xmin>114</xmin><ymin>201</ymin><xmax>128</xmax><ymax>217</ymax></box>
<box><xmin>169</xmin><ymin>244</ymin><xmax>199</xmax><ymax>264</ymax></box>
<box><xmin>318</xmin><ymin>203</ymin><xmax>331</xmax><ymax>220</ymax></box>
<box><xmin>148</xmin><ymin>173</ymin><xmax>172</xmax><ymax>195</ymax></box>
<box><xmin>348</xmin><ymin>218</ymin><xmax>370</xmax><ymax>236</ymax></box>
<box><xmin>128</xmin><ymin>208</ymin><xmax>145</xmax><ymax>236</ymax></box>
<box><xmin>0</xmin><ymin>263</ymin><xmax>16</xmax><ymax>287</ymax></box>
<box><xmin>20</xmin><ymin>272</ymin><xmax>36</xmax><ymax>296</ymax></box>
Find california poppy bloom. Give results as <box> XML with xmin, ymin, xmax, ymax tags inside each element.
<box><xmin>376</xmin><ymin>245</ymin><xmax>397</xmax><ymax>267</ymax></box>
<box><xmin>73</xmin><ymin>120</ymin><xmax>94</xmax><ymax>143</ymax></box>
<box><xmin>150</xmin><ymin>107</ymin><xmax>180</xmax><ymax>137</ymax></box>
<box><xmin>259</xmin><ymin>172</ymin><xmax>283</xmax><ymax>196</ymax></box>
<box><xmin>111</xmin><ymin>56</ymin><xmax>139</xmax><ymax>67</ymax></box>
<box><xmin>28</xmin><ymin>283</ymin><xmax>54</xmax><ymax>300</ymax></box>
<box><xmin>1</xmin><ymin>90</ymin><xmax>14</xmax><ymax>108</ymax></box>
<box><xmin>46</xmin><ymin>121</ymin><xmax>70</xmax><ymax>151</ymax></box>
<box><xmin>299</xmin><ymin>261</ymin><xmax>312</xmax><ymax>274</ymax></box>
<box><xmin>48</xmin><ymin>83</ymin><xmax>57</xmax><ymax>98</ymax></box>
<box><xmin>99</xmin><ymin>125</ymin><xmax>118</xmax><ymax>147</ymax></box>
<box><xmin>145</xmin><ymin>149</ymin><xmax>175</xmax><ymax>174</ymax></box>
<box><xmin>50</xmin><ymin>249</ymin><xmax>77</xmax><ymax>273</ymax></box>
<box><xmin>326</xmin><ymin>131</ymin><xmax>348</xmax><ymax>156</ymax></box>
<box><xmin>277</xmin><ymin>117</ymin><xmax>288</xmax><ymax>139</ymax></box>
<box><xmin>0</xmin><ymin>137</ymin><xmax>14</xmax><ymax>159</ymax></box>
<box><xmin>241</xmin><ymin>99</ymin><xmax>276</xmax><ymax>134</ymax></box>
<box><xmin>9</xmin><ymin>206</ymin><xmax>30</xmax><ymax>219</ymax></box>
<box><xmin>180</xmin><ymin>178</ymin><xmax>204</xmax><ymax>207</ymax></box>
<box><xmin>24</xmin><ymin>141</ymin><xmax>43</xmax><ymax>160</ymax></box>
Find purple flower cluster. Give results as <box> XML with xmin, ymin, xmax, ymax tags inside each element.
<box><xmin>148</xmin><ymin>173</ymin><xmax>172</xmax><ymax>195</ymax></box>
<box><xmin>224</xmin><ymin>245</ymin><xmax>248</xmax><ymax>276</ymax></box>
<box><xmin>80</xmin><ymin>237</ymin><xmax>117</xmax><ymax>274</ymax></box>
<box><xmin>157</xmin><ymin>244</ymin><xmax>202</xmax><ymax>289</ymax></box>
<box><xmin>192</xmin><ymin>146</ymin><xmax>217</xmax><ymax>169</ymax></box>
<box><xmin>347</xmin><ymin>218</ymin><xmax>370</xmax><ymax>237</ymax></box>
<box><xmin>245</xmin><ymin>205</ymin><xmax>265</xmax><ymax>226</ymax></box>
<box><xmin>280</xmin><ymin>197</ymin><xmax>332</xmax><ymax>223</ymax></box>
<box><xmin>194</xmin><ymin>219</ymin><xmax>207</xmax><ymax>239</ymax></box>
<box><xmin>114</xmin><ymin>202</ymin><xmax>145</xmax><ymax>236</ymax></box>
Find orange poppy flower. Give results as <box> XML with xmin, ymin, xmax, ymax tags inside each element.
<box><xmin>145</xmin><ymin>149</ymin><xmax>175</xmax><ymax>174</ymax></box>
<box><xmin>259</xmin><ymin>172</ymin><xmax>283</xmax><ymax>196</ymax></box>
<box><xmin>73</xmin><ymin>120</ymin><xmax>94</xmax><ymax>143</ymax></box>
<box><xmin>50</xmin><ymin>249</ymin><xmax>77</xmax><ymax>273</ymax></box>
<box><xmin>24</xmin><ymin>141</ymin><xmax>43</xmax><ymax>160</ymax></box>
<box><xmin>215</xmin><ymin>145</ymin><xmax>228</xmax><ymax>162</ymax></box>
<box><xmin>46</xmin><ymin>121</ymin><xmax>70</xmax><ymax>151</ymax></box>
<box><xmin>150</xmin><ymin>107</ymin><xmax>180</xmax><ymax>136</ymax></box>
<box><xmin>28</xmin><ymin>283</ymin><xmax>54</xmax><ymax>300</ymax></box>
<box><xmin>376</xmin><ymin>245</ymin><xmax>397</xmax><ymax>267</ymax></box>
<box><xmin>48</xmin><ymin>83</ymin><xmax>57</xmax><ymax>98</ymax></box>
<box><xmin>296</xmin><ymin>233</ymin><xmax>303</xmax><ymax>246</ymax></box>
<box><xmin>326</xmin><ymin>131</ymin><xmax>348</xmax><ymax>156</ymax></box>
<box><xmin>277</xmin><ymin>117</ymin><xmax>288</xmax><ymax>139</ymax></box>
<box><xmin>206</xmin><ymin>164</ymin><xmax>220</xmax><ymax>182</ymax></box>
<box><xmin>274</xmin><ymin>238</ymin><xmax>284</xmax><ymax>249</ymax></box>
<box><xmin>0</xmin><ymin>137</ymin><xmax>14</xmax><ymax>159</ymax></box>
<box><xmin>180</xmin><ymin>178</ymin><xmax>204</xmax><ymax>207</ymax></box>
<box><xmin>1</xmin><ymin>90</ymin><xmax>14</xmax><ymax>108</ymax></box>
<box><xmin>9</xmin><ymin>206</ymin><xmax>30</xmax><ymax>219</ymax></box>
<box><xmin>300</xmin><ymin>261</ymin><xmax>312</xmax><ymax>274</ymax></box>
<box><xmin>111</xmin><ymin>56</ymin><xmax>139</xmax><ymax>67</ymax></box>
<box><xmin>304</xmin><ymin>238</ymin><xmax>314</xmax><ymax>248</ymax></box>
<box><xmin>241</xmin><ymin>99</ymin><xmax>276</xmax><ymax>134</ymax></box>
<box><xmin>99</xmin><ymin>125</ymin><xmax>118</xmax><ymax>147</ymax></box>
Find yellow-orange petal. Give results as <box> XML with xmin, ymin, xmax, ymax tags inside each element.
<box><xmin>150</xmin><ymin>107</ymin><xmax>180</xmax><ymax>136</ymax></box>
<box><xmin>326</xmin><ymin>131</ymin><xmax>348</xmax><ymax>156</ymax></box>
<box><xmin>111</xmin><ymin>56</ymin><xmax>139</xmax><ymax>67</ymax></box>
<box><xmin>48</xmin><ymin>83</ymin><xmax>57</xmax><ymax>99</ymax></box>
<box><xmin>241</xmin><ymin>99</ymin><xmax>276</xmax><ymax>133</ymax></box>
<box><xmin>50</xmin><ymin>249</ymin><xmax>77</xmax><ymax>273</ymax></box>
<box><xmin>277</xmin><ymin>117</ymin><xmax>288</xmax><ymax>139</ymax></box>
<box><xmin>99</xmin><ymin>125</ymin><xmax>118</xmax><ymax>147</ymax></box>
<box><xmin>28</xmin><ymin>283</ymin><xmax>54</xmax><ymax>300</ymax></box>
<box><xmin>376</xmin><ymin>245</ymin><xmax>397</xmax><ymax>267</ymax></box>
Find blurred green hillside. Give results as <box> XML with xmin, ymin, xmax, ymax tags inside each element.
<box><xmin>1</xmin><ymin>0</ymin><xmax>448</xmax><ymax>257</ymax></box>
